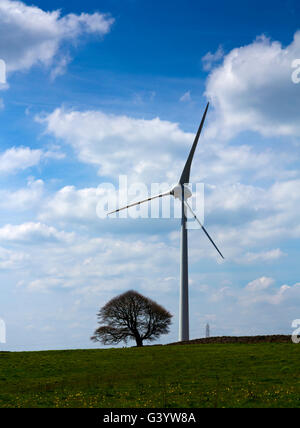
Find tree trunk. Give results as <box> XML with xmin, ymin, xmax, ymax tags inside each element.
<box><xmin>135</xmin><ymin>336</ymin><xmax>143</xmax><ymax>347</ymax></box>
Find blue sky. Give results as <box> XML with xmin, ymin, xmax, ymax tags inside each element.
<box><xmin>0</xmin><ymin>0</ymin><xmax>300</xmax><ymax>351</ymax></box>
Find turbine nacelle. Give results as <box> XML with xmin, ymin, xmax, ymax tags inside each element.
<box><xmin>171</xmin><ymin>184</ymin><xmax>192</xmax><ymax>201</ymax></box>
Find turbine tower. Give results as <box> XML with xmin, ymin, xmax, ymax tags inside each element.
<box><xmin>108</xmin><ymin>103</ymin><xmax>224</xmax><ymax>342</ymax></box>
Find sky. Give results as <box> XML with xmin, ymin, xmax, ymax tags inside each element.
<box><xmin>0</xmin><ymin>0</ymin><xmax>300</xmax><ymax>351</ymax></box>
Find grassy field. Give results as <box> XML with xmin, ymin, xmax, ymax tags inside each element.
<box><xmin>0</xmin><ymin>343</ymin><xmax>299</xmax><ymax>408</ymax></box>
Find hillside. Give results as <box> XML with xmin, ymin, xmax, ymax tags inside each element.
<box><xmin>1</xmin><ymin>341</ymin><xmax>299</xmax><ymax>408</ymax></box>
<box><xmin>168</xmin><ymin>335</ymin><xmax>291</xmax><ymax>345</ymax></box>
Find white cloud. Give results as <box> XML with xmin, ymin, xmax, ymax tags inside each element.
<box><xmin>180</xmin><ymin>91</ymin><xmax>191</xmax><ymax>102</ymax></box>
<box><xmin>242</xmin><ymin>249</ymin><xmax>285</xmax><ymax>264</ymax></box>
<box><xmin>211</xmin><ymin>286</ymin><xmax>233</xmax><ymax>302</ymax></box>
<box><xmin>0</xmin><ymin>146</ymin><xmax>65</xmax><ymax>174</ymax></box>
<box><xmin>37</xmin><ymin>107</ymin><xmax>295</xmax><ymax>186</ymax></box>
<box><xmin>246</xmin><ymin>276</ymin><xmax>274</xmax><ymax>292</ymax></box>
<box><xmin>0</xmin><ymin>0</ymin><xmax>114</xmax><ymax>75</ymax></box>
<box><xmin>205</xmin><ymin>33</ymin><xmax>300</xmax><ymax>139</ymax></box>
<box><xmin>0</xmin><ymin>246</ymin><xmax>28</xmax><ymax>269</ymax></box>
<box><xmin>241</xmin><ymin>279</ymin><xmax>300</xmax><ymax>306</ymax></box>
<box><xmin>1</xmin><ymin>226</ymin><xmax>179</xmax><ymax>295</ymax></box>
<box><xmin>43</xmin><ymin>150</ymin><xmax>66</xmax><ymax>161</ymax></box>
<box><xmin>0</xmin><ymin>59</ymin><xmax>6</xmax><ymax>84</ymax></box>
<box><xmin>199</xmin><ymin>275</ymin><xmax>300</xmax><ymax>310</ymax></box>
<box><xmin>0</xmin><ymin>178</ymin><xmax>44</xmax><ymax>211</ymax></box>
<box><xmin>39</xmin><ymin>185</ymin><xmax>103</xmax><ymax>223</ymax></box>
<box><xmin>50</xmin><ymin>54</ymin><xmax>71</xmax><ymax>81</ymax></box>
<box><xmin>203</xmin><ymin>179</ymin><xmax>300</xmax><ymax>258</ymax></box>
<box><xmin>0</xmin><ymin>222</ymin><xmax>74</xmax><ymax>244</ymax></box>
<box><xmin>0</xmin><ymin>147</ymin><xmax>42</xmax><ymax>174</ymax></box>
<box><xmin>188</xmin><ymin>276</ymin><xmax>300</xmax><ymax>338</ymax></box>
<box><xmin>37</xmin><ymin>108</ymin><xmax>194</xmax><ymax>183</ymax></box>
<box><xmin>34</xmin><ymin>104</ymin><xmax>300</xmax><ymax>262</ymax></box>
<box><xmin>202</xmin><ymin>46</ymin><xmax>224</xmax><ymax>71</ymax></box>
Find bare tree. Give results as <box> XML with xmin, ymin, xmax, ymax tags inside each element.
<box><xmin>91</xmin><ymin>290</ymin><xmax>172</xmax><ymax>347</ymax></box>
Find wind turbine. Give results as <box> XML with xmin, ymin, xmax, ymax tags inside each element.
<box><xmin>108</xmin><ymin>103</ymin><xmax>224</xmax><ymax>342</ymax></box>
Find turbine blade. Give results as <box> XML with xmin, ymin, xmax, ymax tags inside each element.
<box><xmin>180</xmin><ymin>102</ymin><xmax>209</xmax><ymax>185</ymax></box>
<box><xmin>107</xmin><ymin>191</ymin><xmax>171</xmax><ymax>216</ymax></box>
<box><xmin>184</xmin><ymin>200</ymin><xmax>224</xmax><ymax>260</ymax></box>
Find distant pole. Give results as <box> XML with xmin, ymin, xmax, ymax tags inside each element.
<box><xmin>206</xmin><ymin>323</ymin><xmax>210</xmax><ymax>338</ymax></box>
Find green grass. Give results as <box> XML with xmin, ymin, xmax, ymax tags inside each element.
<box><xmin>1</xmin><ymin>343</ymin><xmax>300</xmax><ymax>408</ymax></box>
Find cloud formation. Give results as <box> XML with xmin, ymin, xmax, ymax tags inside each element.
<box><xmin>0</xmin><ymin>222</ymin><xmax>74</xmax><ymax>244</ymax></box>
<box><xmin>36</xmin><ymin>105</ymin><xmax>300</xmax><ymax>263</ymax></box>
<box><xmin>179</xmin><ymin>91</ymin><xmax>192</xmax><ymax>102</ymax></box>
<box><xmin>38</xmin><ymin>106</ymin><xmax>296</xmax><ymax>186</ymax></box>
<box><xmin>0</xmin><ymin>179</ymin><xmax>44</xmax><ymax>211</ymax></box>
<box><xmin>202</xmin><ymin>46</ymin><xmax>224</xmax><ymax>71</ymax></box>
<box><xmin>246</xmin><ymin>276</ymin><xmax>274</xmax><ymax>292</ymax></box>
<box><xmin>0</xmin><ymin>0</ymin><xmax>114</xmax><ymax>75</ymax></box>
<box><xmin>205</xmin><ymin>33</ymin><xmax>300</xmax><ymax>139</ymax></box>
<box><xmin>38</xmin><ymin>108</ymin><xmax>194</xmax><ymax>183</ymax></box>
<box><xmin>0</xmin><ymin>146</ymin><xmax>64</xmax><ymax>174</ymax></box>
<box><xmin>0</xmin><ymin>147</ymin><xmax>42</xmax><ymax>174</ymax></box>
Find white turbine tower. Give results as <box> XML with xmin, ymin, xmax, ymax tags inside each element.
<box><xmin>108</xmin><ymin>103</ymin><xmax>224</xmax><ymax>342</ymax></box>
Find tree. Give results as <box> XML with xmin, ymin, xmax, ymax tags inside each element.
<box><xmin>91</xmin><ymin>290</ymin><xmax>172</xmax><ymax>347</ymax></box>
